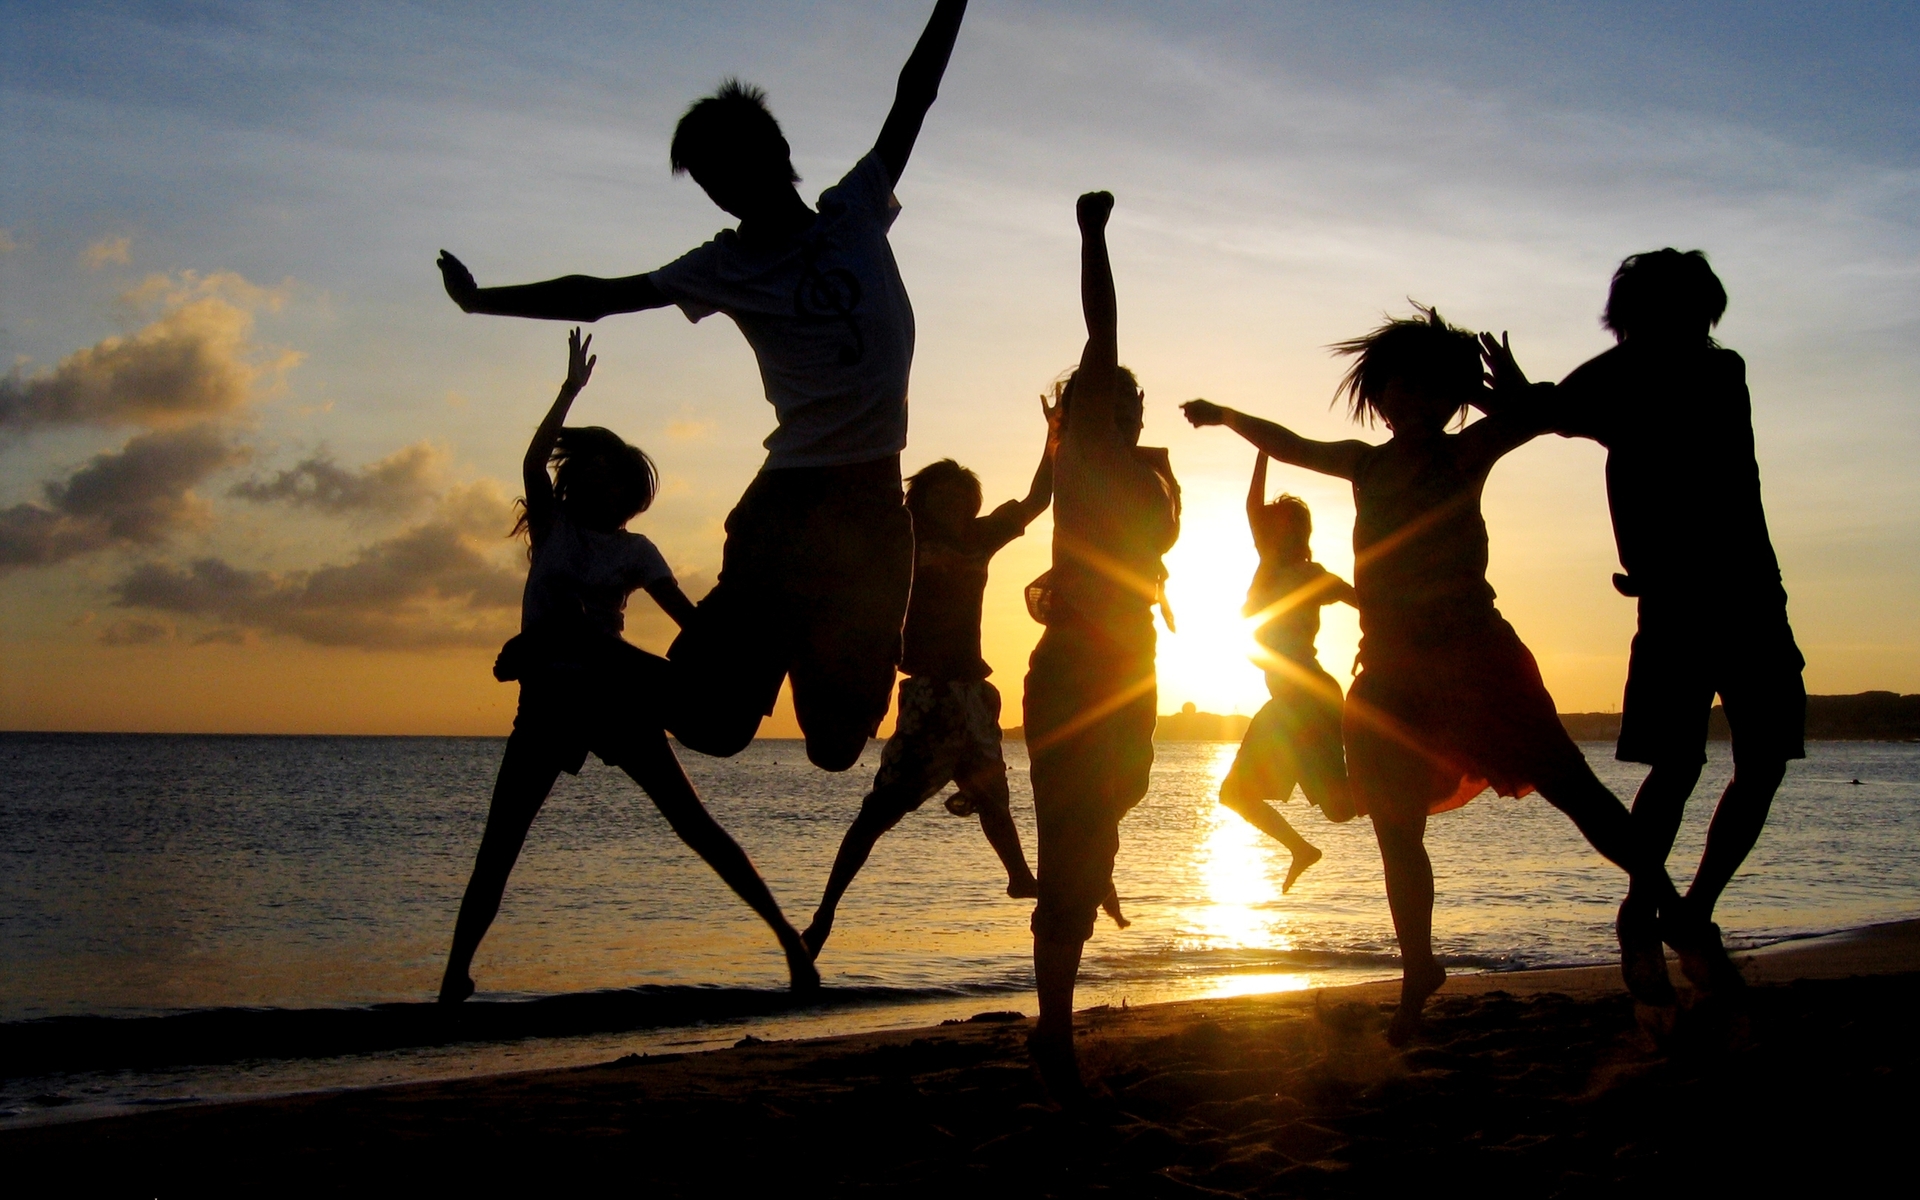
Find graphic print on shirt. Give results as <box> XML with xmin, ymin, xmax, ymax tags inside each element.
<box><xmin>793</xmin><ymin>239</ymin><xmax>866</xmax><ymax>366</ymax></box>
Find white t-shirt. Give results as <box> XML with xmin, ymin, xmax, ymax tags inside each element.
<box><xmin>520</xmin><ymin>512</ymin><xmax>674</xmax><ymax>640</ymax></box>
<box><xmin>648</xmin><ymin>152</ymin><xmax>914</xmax><ymax>470</ymax></box>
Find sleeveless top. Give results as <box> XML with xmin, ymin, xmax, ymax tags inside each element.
<box><xmin>1349</xmin><ymin>436</ymin><xmax>1497</xmax><ymax>648</ymax></box>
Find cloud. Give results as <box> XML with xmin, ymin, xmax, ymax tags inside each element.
<box><xmin>229</xmin><ymin>441</ymin><xmax>448</xmax><ymax>516</ymax></box>
<box><xmin>0</xmin><ymin>271</ymin><xmax>297</xmax><ymax>435</ymax></box>
<box><xmin>82</xmin><ymin>235</ymin><xmax>131</xmax><ymax>270</ymax></box>
<box><xmin>113</xmin><ymin>481</ymin><xmax>525</xmax><ymax>649</ymax></box>
<box><xmin>98</xmin><ymin>618</ymin><xmax>173</xmax><ymax>646</ymax></box>
<box><xmin>0</xmin><ymin>230</ymin><xmax>16</xmax><ymax>254</ymax></box>
<box><xmin>0</xmin><ymin>423</ymin><xmax>247</xmax><ymax>570</ymax></box>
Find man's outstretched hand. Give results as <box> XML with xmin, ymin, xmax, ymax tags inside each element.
<box><xmin>1076</xmin><ymin>191</ymin><xmax>1114</xmax><ymax>233</ymax></box>
<box><xmin>1182</xmin><ymin>398</ymin><xmax>1227</xmax><ymax>427</ymax></box>
<box><xmin>438</xmin><ymin>251</ymin><xmax>479</xmax><ymax>312</ymax></box>
<box><xmin>1478</xmin><ymin>331</ymin><xmax>1530</xmax><ymax>394</ymax></box>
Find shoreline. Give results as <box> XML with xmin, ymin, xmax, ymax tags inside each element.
<box><xmin>7</xmin><ymin>920</ymin><xmax>1916</xmax><ymax>1191</ymax></box>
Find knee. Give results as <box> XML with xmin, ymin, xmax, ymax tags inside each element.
<box><xmin>1645</xmin><ymin>760</ymin><xmax>1705</xmax><ymax>792</ymax></box>
<box><xmin>1730</xmin><ymin>757</ymin><xmax>1787</xmax><ymax>790</ymax></box>
<box><xmin>857</xmin><ymin>789</ymin><xmax>914</xmax><ymax>830</ymax></box>
<box><xmin>669</xmin><ymin>716</ymin><xmax>758</xmax><ymax>760</ymax></box>
<box><xmin>805</xmin><ymin>728</ymin><xmax>870</xmax><ymax>773</ymax></box>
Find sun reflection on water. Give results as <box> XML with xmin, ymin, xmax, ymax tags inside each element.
<box><xmin>1187</xmin><ymin>744</ymin><xmax>1296</xmax><ymax>956</ymax></box>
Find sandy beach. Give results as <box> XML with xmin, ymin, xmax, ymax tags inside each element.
<box><xmin>7</xmin><ymin>920</ymin><xmax>1915</xmax><ymax>1195</ymax></box>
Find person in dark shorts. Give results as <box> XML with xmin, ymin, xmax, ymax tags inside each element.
<box><xmin>1025</xmin><ymin>192</ymin><xmax>1182</xmax><ymax>1102</ymax></box>
<box><xmin>1482</xmin><ymin>248</ymin><xmax>1803</xmax><ymax>1002</ymax></box>
<box><xmin>800</xmin><ymin>408</ymin><xmax>1059</xmax><ymax>960</ymax></box>
<box><xmin>435</xmin><ymin>1</ymin><xmax>972</xmax><ymax>771</ymax></box>
<box><xmin>1218</xmin><ymin>454</ymin><xmax>1358</xmax><ymax>894</ymax></box>
<box><xmin>1185</xmin><ymin>306</ymin><xmax>1735</xmax><ymax>1042</ymax></box>
<box><xmin>439</xmin><ymin>330</ymin><xmax>817</xmax><ymax>1003</ymax></box>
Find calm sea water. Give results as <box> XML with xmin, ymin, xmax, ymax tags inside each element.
<box><xmin>3</xmin><ymin>733</ymin><xmax>1917</xmax><ymax>1123</ymax></box>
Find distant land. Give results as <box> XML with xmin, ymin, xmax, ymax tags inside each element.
<box><xmin>1003</xmin><ymin>693</ymin><xmax>1920</xmax><ymax>743</ymax></box>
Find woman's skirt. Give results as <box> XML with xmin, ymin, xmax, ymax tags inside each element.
<box><xmin>1344</xmin><ymin>612</ymin><xmax>1586</xmax><ymax>820</ymax></box>
<box><xmin>1222</xmin><ymin>659</ymin><xmax>1347</xmax><ymax>808</ymax></box>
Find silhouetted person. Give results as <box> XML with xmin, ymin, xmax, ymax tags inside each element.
<box><xmin>439</xmin><ymin>330</ymin><xmax>816</xmax><ymax>1004</ymax></box>
<box><xmin>1217</xmin><ymin>455</ymin><xmax>1358</xmax><ymax>893</ymax></box>
<box><xmin>436</xmin><ymin>0</ymin><xmax>971</xmax><ymax>772</ymax></box>
<box><xmin>1483</xmin><ymin>249</ymin><xmax>1803</xmax><ymax>1001</ymax></box>
<box><xmin>801</xmin><ymin>407</ymin><xmax>1060</xmax><ymax>960</ymax></box>
<box><xmin>1184</xmin><ymin>307</ymin><xmax>1734</xmax><ymax>1042</ymax></box>
<box><xmin>1025</xmin><ymin>192</ymin><xmax>1181</xmax><ymax>1103</ymax></box>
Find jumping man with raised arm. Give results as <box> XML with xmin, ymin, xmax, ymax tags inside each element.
<box><xmin>437</xmin><ymin>1</ymin><xmax>971</xmax><ymax>772</ymax></box>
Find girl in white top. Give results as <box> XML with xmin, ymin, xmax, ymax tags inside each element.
<box><xmin>440</xmin><ymin>329</ymin><xmax>818</xmax><ymax>1003</ymax></box>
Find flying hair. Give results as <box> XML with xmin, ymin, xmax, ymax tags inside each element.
<box><xmin>1330</xmin><ymin>304</ymin><xmax>1480</xmax><ymax>427</ymax></box>
<box><xmin>511</xmin><ymin>426</ymin><xmax>658</xmax><ymax>550</ymax></box>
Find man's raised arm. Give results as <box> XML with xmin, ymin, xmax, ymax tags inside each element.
<box><xmin>438</xmin><ymin>251</ymin><xmax>670</xmax><ymax>322</ymax></box>
<box><xmin>874</xmin><ymin>0</ymin><xmax>968</xmax><ymax>185</ymax></box>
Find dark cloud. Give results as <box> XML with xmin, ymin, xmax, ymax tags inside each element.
<box><xmin>98</xmin><ymin>618</ymin><xmax>173</xmax><ymax>646</ymax></box>
<box><xmin>113</xmin><ymin>483</ymin><xmax>525</xmax><ymax>649</ymax></box>
<box><xmin>0</xmin><ymin>423</ymin><xmax>246</xmax><ymax>570</ymax></box>
<box><xmin>0</xmin><ymin>272</ymin><xmax>293</xmax><ymax>435</ymax></box>
<box><xmin>229</xmin><ymin>441</ymin><xmax>446</xmax><ymax>516</ymax></box>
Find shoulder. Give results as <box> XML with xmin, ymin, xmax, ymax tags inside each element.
<box><xmin>818</xmin><ymin>152</ymin><xmax>899</xmax><ymax>228</ymax></box>
<box><xmin>611</xmin><ymin>532</ymin><xmax>672</xmax><ymax>581</ymax></box>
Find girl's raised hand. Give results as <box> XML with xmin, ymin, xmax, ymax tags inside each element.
<box><xmin>565</xmin><ymin>327</ymin><xmax>596</xmax><ymax>393</ymax></box>
<box><xmin>1478</xmin><ymin>332</ymin><xmax>1529</xmax><ymax>394</ymax></box>
<box><xmin>1181</xmin><ymin>399</ymin><xmax>1226</xmax><ymax>427</ymax></box>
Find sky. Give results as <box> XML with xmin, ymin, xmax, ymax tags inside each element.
<box><xmin>2</xmin><ymin>0</ymin><xmax>1916</xmax><ymax>736</ymax></box>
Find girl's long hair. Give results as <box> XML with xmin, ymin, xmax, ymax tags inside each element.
<box><xmin>511</xmin><ymin>426</ymin><xmax>658</xmax><ymax>552</ymax></box>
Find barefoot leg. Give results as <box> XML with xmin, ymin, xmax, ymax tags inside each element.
<box><xmin>1222</xmin><ymin>785</ymin><xmax>1322</xmax><ymax>893</ymax></box>
<box><xmin>442</xmin><ymin>732</ymin><xmax>562</xmax><ymax>1003</ymax></box>
<box><xmin>1032</xmin><ymin>933</ymin><xmax>1089</xmax><ymax>1105</ymax></box>
<box><xmin>618</xmin><ymin>730</ymin><xmax>819</xmax><ymax>992</ymax></box>
<box><xmin>1619</xmin><ymin>762</ymin><xmax>1698</xmax><ymax>1002</ymax></box>
<box><xmin>1371</xmin><ymin>808</ymin><xmax>1443</xmax><ymax>1044</ymax></box>
<box><xmin>1100</xmin><ymin>885</ymin><xmax>1130</xmax><ymax>929</ymax></box>
<box><xmin>958</xmin><ymin>765</ymin><xmax>1037</xmax><ymax>899</ymax></box>
<box><xmin>1687</xmin><ymin>758</ymin><xmax>1786</xmax><ymax>916</ymax></box>
<box><xmin>803</xmin><ymin>787</ymin><xmax>914</xmax><ymax>958</ymax></box>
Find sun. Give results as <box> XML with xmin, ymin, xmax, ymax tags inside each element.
<box><xmin>1154</xmin><ymin>482</ymin><xmax>1361</xmax><ymax>717</ymax></box>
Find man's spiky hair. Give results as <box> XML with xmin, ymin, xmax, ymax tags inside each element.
<box><xmin>670</xmin><ymin>78</ymin><xmax>798</xmax><ymax>182</ymax></box>
<box><xmin>1330</xmin><ymin>304</ymin><xmax>1481</xmax><ymax>426</ymax></box>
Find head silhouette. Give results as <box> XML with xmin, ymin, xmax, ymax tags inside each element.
<box><xmin>905</xmin><ymin>458</ymin><xmax>982</xmax><ymax>541</ymax></box>
<box><xmin>515</xmin><ymin>427</ymin><xmax>658</xmax><ymax>545</ymax></box>
<box><xmin>1254</xmin><ymin>494</ymin><xmax>1313</xmax><ymax>562</ymax></box>
<box><xmin>1054</xmin><ymin>365</ymin><xmax>1145</xmax><ymax>446</ymax></box>
<box><xmin>671</xmin><ymin>79</ymin><xmax>800</xmax><ymax>221</ymax></box>
<box><xmin>1603</xmin><ymin>248</ymin><xmax>1726</xmax><ymax>346</ymax></box>
<box><xmin>1332</xmin><ymin>305</ymin><xmax>1480</xmax><ymax>437</ymax></box>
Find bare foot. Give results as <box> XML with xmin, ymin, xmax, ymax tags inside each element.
<box><xmin>1666</xmin><ymin>914</ymin><xmax>1746</xmax><ymax>997</ymax></box>
<box><xmin>1282</xmin><ymin>843</ymin><xmax>1323</xmax><ymax>894</ymax></box>
<box><xmin>1101</xmin><ymin>886</ymin><xmax>1131</xmax><ymax>929</ymax></box>
<box><xmin>799</xmin><ymin>914</ymin><xmax>832</xmax><ymax>963</ymax></box>
<box><xmin>783</xmin><ymin>932</ymin><xmax>822</xmax><ymax>992</ymax></box>
<box><xmin>437</xmin><ymin>973</ymin><xmax>475</xmax><ymax>1006</ymax></box>
<box><xmin>1007</xmin><ymin>874</ymin><xmax>1039</xmax><ymax>900</ymax></box>
<box><xmin>1386</xmin><ymin>959</ymin><xmax>1446</xmax><ymax>1046</ymax></box>
<box><xmin>1028</xmin><ymin>1029</ymin><xmax>1090</xmax><ymax>1109</ymax></box>
<box><xmin>1616</xmin><ymin>899</ymin><xmax>1676</xmax><ymax>1006</ymax></box>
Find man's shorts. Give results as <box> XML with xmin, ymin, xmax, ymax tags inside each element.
<box><xmin>1617</xmin><ymin>597</ymin><xmax>1806</xmax><ymax>768</ymax></box>
<box><xmin>666</xmin><ymin>456</ymin><xmax>914</xmax><ymax>770</ymax></box>
<box><xmin>866</xmin><ymin>676</ymin><xmax>1010</xmax><ymax>819</ymax></box>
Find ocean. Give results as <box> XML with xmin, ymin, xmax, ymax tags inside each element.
<box><xmin>3</xmin><ymin>733</ymin><xmax>1917</xmax><ymax>1125</ymax></box>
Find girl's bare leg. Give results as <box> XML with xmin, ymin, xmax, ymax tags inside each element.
<box><xmin>1370</xmin><ymin>807</ymin><xmax>1443</xmax><ymax>1044</ymax></box>
<box><xmin>958</xmin><ymin>767</ymin><xmax>1038</xmax><ymax>899</ymax></box>
<box><xmin>802</xmin><ymin>789</ymin><xmax>913</xmax><ymax>959</ymax></box>
<box><xmin>618</xmin><ymin>730</ymin><xmax>820</xmax><ymax>991</ymax></box>
<box><xmin>1222</xmin><ymin>777</ymin><xmax>1322</xmax><ymax>893</ymax></box>
<box><xmin>441</xmin><ymin>732</ymin><xmax>564</xmax><ymax>1003</ymax></box>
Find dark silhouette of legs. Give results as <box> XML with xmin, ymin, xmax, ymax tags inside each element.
<box><xmin>1689</xmin><ymin>757</ymin><xmax>1786</xmax><ymax>913</ymax></box>
<box><xmin>1369</xmin><ymin>808</ymin><xmax>1442</xmax><ymax>1045</ymax></box>
<box><xmin>618</xmin><ymin>729</ymin><xmax>820</xmax><ymax>991</ymax></box>
<box><xmin>441</xmin><ymin>731</ymin><xmax>564</xmax><ymax>1003</ymax></box>
<box><xmin>1617</xmin><ymin>761</ymin><xmax>1701</xmax><ymax>1001</ymax></box>
<box><xmin>802</xmin><ymin>789</ymin><xmax>912</xmax><ymax>959</ymax></box>
<box><xmin>954</xmin><ymin>762</ymin><xmax>1038</xmax><ymax>899</ymax></box>
<box><xmin>1221</xmin><ymin>780</ymin><xmax>1322</xmax><ymax>893</ymax></box>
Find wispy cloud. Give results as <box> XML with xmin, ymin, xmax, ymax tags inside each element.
<box><xmin>81</xmin><ymin>235</ymin><xmax>131</xmax><ymax>270</ymax></box>
<box><xmin>229</xmin><ymin>441</ymin><xmax>449</xmax><ymax>517</ymax></box>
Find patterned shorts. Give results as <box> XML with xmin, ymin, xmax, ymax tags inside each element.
<box><xmin>867</xmin><ymin>677</ymin><xmax>1011</xmax><ymax>818</ymax></box>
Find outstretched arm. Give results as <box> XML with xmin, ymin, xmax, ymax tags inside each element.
<box><xmin>1066</xmin><ymin>191</ymin><xmax>1123</xmax><ymax>450</ymax></box>
<box><xmin>1014</xmin><ymin>391</ymin><xmax>1063</xmax><ymax>522</ymax></box>
<box><xmin>874</xmin><ymin>0</ymin><xmax>969</xmax><ymax>185</ymax></box>
<box><xmin>1182</xmin><ymin>401</ymin><xmax>1369</xmax><ymax>481</ymax></box>
<box><xmin>522</xmin><ymin>328</ymin><xmax>595</xmax><ymax>539</ymax></box>
<box><xmin>1246</xmin><ymin>452</ymin><xmax>1270</xmax><ymax>526</ymax></box>
<box><xmin>439</xmin><ymin>251</ymin><xmax>669</xmax><ymax>322</ymax></box>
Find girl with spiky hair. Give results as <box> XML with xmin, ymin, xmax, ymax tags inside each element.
<box><xmin>1184</xmin><ymin>308</ymin><xmax>1733</xmax><ymax>1042</ymax></box>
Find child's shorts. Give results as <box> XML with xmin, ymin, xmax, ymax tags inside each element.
<box><xmin>865</xmin><ymin>676</ymin><xmax>1010</xmax><ymax>818</ymax></box>
<box><xmin>510</xmin><ymin>640</ymin><xmax>669</xmax><ymax>775</ymax></box>
<box><xmin>1618</xmin><ymin>596</ymin><xmax>1805</xmax><ymax>767</ymax></box>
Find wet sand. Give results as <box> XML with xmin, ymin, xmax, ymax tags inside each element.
<box><xmin>8</xmin><ymin>921</ymin><xmax>1916</xmax><ymax>1195</ymax></box>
